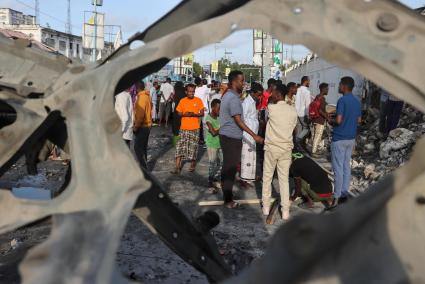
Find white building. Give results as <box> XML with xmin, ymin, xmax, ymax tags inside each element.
<box><xmin>0</xmin><ymin>8</ymin><xmax>114</xmax><ymax>61</ymax></box>
<box><xmin>0</xmin><ymin>8</ymin><xmax>35</xmax><ymax>26</ymax></box>
<box><xmin>284</xmin><ymin>54</ymin><xmax>366</xmax><ymax>105</ymax></box>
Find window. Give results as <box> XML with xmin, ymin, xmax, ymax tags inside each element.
<box><xmin>76</xmin><ymin>44</ymin><xmax>80</xmax><ymax>56</ymax></box>
<box><xmin>44</xmin><ymin>38</ymin><xmax>55</xmax><ymax>48</ymax></box>
<box><xmin>70</xmin><ymin>42</ymin><xmax>73</xmax><ymax>50</ymax></box>
<box><xmin>59</xmin><ymin>40</ymin><xmax>66</xmax><ymax>51</ymax></box>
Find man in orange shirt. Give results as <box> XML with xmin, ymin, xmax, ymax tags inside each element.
<box><xmin>133</xmin><ymin>81</ymin><xmax>152</xmax><ymax>169</ymax></box>
<box><xmin>172</xmin><ymin>84</ymin><xmax>204</xmax><ymax>174</ymax></box>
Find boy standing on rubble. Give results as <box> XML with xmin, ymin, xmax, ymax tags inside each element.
<box><xmin>205</xmin><ymin>99</ymin><xmax>222</xmax><ymax>193</ymax></box>
<box><xmin>172</xmin><ymin>84</ymin><xmax>204</xmax><ymax>174</ymax></box>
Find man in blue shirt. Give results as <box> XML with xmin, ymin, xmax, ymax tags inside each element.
<box><xmin>220</xmin><ymin>70</ymin><xmax>264</xmax><ymax>208</ymax></box>
<box><xmin>331</xmin><ymin>76</ymin><xmax>361</xmax><ymax>206</ymax></box>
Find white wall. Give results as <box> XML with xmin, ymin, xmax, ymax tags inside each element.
<box><xmin>284</xmin><ymin>57</ymin><xmax>365</xmax><ymax>105</ymax></box>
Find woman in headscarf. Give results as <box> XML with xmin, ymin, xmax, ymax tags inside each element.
<box><xmin>171</xmin><ymin>81</ymin><xmax>186</xmax><ymax>145</ymax></box>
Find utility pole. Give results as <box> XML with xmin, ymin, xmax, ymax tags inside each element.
<box><xmin>66</xmin><ymin>0</ymin><xmax>72</xmax><ymax>34</ymax></box>
<box><xmin>35</xmin><ymin>0</ymin><xmax>39</xmax><ymax>25</ymax></box>
<box><xmin>260</xmin><ymin>31</ymin><xmax>264</xmax><ymax>84</ymax></box>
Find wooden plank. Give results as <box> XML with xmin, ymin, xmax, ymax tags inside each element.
<box><xmin>198</xmin><ymin>198</ymin><xmax>276</xmax><ymax>206</ymax></box>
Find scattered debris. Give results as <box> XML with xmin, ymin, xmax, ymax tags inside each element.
<box><xmin>351</xmin><ymin>106</ymin><xmax>425</xmax><ymax>194</ymax></box>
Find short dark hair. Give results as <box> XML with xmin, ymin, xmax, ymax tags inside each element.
<box><xmin>185</xmin><ymin>83</ymin><xmax>196</xmax><ymax>91</ymax></box>
<box><xmin>194</xmin><ymin>77</ymin><xmax>202</xmax><ymax>85</ymax></box>
<box><xmin>211</xmin><ymin>98</ymin><xmax>221</xmax><ymax>108</ymax></box>
<box><xmin>166</xmin><ymin>77</ymin><xmax>171</xmax><ymax>83</ymax></box>
<box><xmin>319</xmin><ymin>82</ymin><xmax>329</xmax><ymax>91</ymax></box>
<box><xmin>267</xmin><ymin>78</ymin><xmax>276</xmax><ymax>88</ymax></box>
<box><xmin>301</xmin><ymin>76</ymin><xmax>309</xmax><ymax>84</ymax></box>
<box><xmin>228</xmin><ymin>70</ymin><xmax>244</xmax><ymax>84</ymax></box>
<box><xmin>251</xmin><ymin>82</ymin><xmax>264</xmax><ymax>94</ymax></box>
<box><xmin>275</xmin><ymin>83</ymin><xmax>288</xmax><ymax>98</ymax></box>
<box><xmin>340</xmin><ymin>76</ymin><xmax>355</xmax><ymax>91</ymax></box>
<box><xmin>287</xmin><ymin>82</ymin><xmax>297</xmax><ymax>89</ymax></box>
<box><xmin>202</xmin><ymin>79</ymin><xmax>208</xmax><ymax>85</ymax></box>
<box><xmin>276</xmin><ymin>79</ymin><xmax>283</xmax><ymax>86</ymax></box>
<box><xmin>136</xmin><ymin>81</ymin><xmax>145</xmax><ymax>90</ymax></box>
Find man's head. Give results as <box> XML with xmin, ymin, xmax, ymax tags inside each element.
<box><xmin>136</xmin><ymin>81</ymin><xmax>145</xmax><ymax>91</ymax></box>
<box><xmin>210</xmin><ymin>98</ymin><xmax>221</xmax><ymax>115</ymax></box>
<box><xmin>338</xmin><ymin>76</ymin><xmax>355</xmax><ymax>94</ymax></box>
<box><xmin>319</xmin><ymin>82</ymin><xmax>329</xmax><ymax>96</ymax></box>
<box><xmin>267</xmin><ymin>78</ymin><xmax>277</xmax><ymax>90</ymax></box>
<box><xmin>287</xmin><ymin>82</ymin><xmax>297</xmax><ymax>95</ymax></box>
<box><xmin>194</xmin><ymin>77</ymin><xmax>202</xmax><ymax>86</ymax></box>
<box><xmin>228</xmin><ymin>70</ymin><xmax>245</xmax><ymax>94</ymax></box>
<box><xmin>212</xmin><ymin>80</ymin><xmax>219</xmax><ymax>91</ymax></box>
<box><xmin>301</xmin><ymin>76</ymin><xmax>310</xmax><ymax>87</ymax></box>
<box><xmin>153</xmin><ymin>81</ymin><xmax>159</xmax><ymax>89</ymax></box>
<box><xmin>166</xmin><ymin>77</ymin><xmax>171</xmax><ymax>84</ymax></box>
<box><xmin>202</xmin><ymin>78</ymin><xmax>208</xmax><ymax>86</ymax></box>
<box><xmin>271</xmin><ymin>83</ymin><xmax>288</xmax><ymax>103</ymax></box>
<box><xmin>250</xmin><ymin>82</ymin><xmax>264</xmax><ymax>102</ymax></box>
<box><xmin>185</xmin><ymin>83</ymin><xmax>196</xmax><ymax>99</ymax></box>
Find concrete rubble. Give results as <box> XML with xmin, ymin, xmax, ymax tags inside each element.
<box><xmin>350</xmin><ymin>106</ymin><xmax>425</xmax><ymax>194</ymax></box>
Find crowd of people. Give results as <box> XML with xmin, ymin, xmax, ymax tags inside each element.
<box><xmin>115</xmin><ymin>70</ymin><xmax>366</xmax><ymax>221</ymax></box>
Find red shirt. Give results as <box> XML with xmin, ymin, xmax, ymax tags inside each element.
<box><xmin>258</xmin><ymin>90</ymin><xmax>272</xmax><ymax>110</ymax></box>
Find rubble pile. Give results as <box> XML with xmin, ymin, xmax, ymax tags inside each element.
<box><xmin>350</xmin><ymin>106</ymin><xmax>425</xmax><ymax>194</ymax></box>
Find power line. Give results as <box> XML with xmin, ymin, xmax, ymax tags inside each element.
<box><xmin>14</xmin><ymin>0</ymin><xmax>81</xmax><ymax>32</ymax></box>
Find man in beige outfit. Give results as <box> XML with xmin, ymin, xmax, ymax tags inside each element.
<box><xmin>262</xmin><ymin>83</ymin><xmax>298</xmax><ymax>220</ymax></box>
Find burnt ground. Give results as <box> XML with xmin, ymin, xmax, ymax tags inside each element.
<box><xmin>0</xmin><ymin>126</ymin><xmax>323</xmax><ymax>283</ymax></box>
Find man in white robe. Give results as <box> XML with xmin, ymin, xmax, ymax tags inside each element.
<box><xmin>240</xmin><ymin>83</ymin><xmax>263</xmax><ymax>182</ymax></box>
<box><xmin>114</xmin><ymin>89</ymin><xmax>134</xmax><ymax>147</ymax></box>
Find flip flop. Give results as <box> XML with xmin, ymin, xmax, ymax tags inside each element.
<box><xmin>170</xmin><ymin>169</ymin><xmax>181</xmax><ymax>175</ymax></box>
<box><xmin>189</xmin><ymin>166</ymin><xmax>196</xmax><ymax>173</ymax></box>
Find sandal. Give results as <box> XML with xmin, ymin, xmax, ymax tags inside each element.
<box><xmin>224</xmin><ymin>201</ymin><xmax>241</xmax><ymax>209</ymax></box>
<box><xmin>171</xmin><ymin>169</ymin><xmax>181</xmax><ymax>175</ymax></box>
<box><xmin>189</xmin><ymin>166</ymin><xmax>196</xmax><ymax>173</ymax></box>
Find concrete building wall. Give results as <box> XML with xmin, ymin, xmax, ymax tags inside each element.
<box><xmin>284</xmin><ymin>56</ymin><xmax>365</xmax><ymax>105</ymax></box>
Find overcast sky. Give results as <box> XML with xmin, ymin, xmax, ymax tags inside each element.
<box><xmin>1</xmin><ymin>0</ymin><xmax>424</xmax><ymax>65</ymax></box>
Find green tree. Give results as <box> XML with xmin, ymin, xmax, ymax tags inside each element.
<box><xmin>193</xmin><ymin>62</ymin><xmax>202</xmax><ymax>77</ymax></box>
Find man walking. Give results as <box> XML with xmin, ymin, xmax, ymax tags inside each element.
<box><xmin>114</xmin><ymin>88</ymin><xmax>134</xmax><ymax>147</ymax></box>
<box><xmin>173</xmin><ymin>84</ymin><xmax>204</xmax><ymax>174</ymax></box>
<box><xmin>195</xmin><ymin>77</ymin><xmax>210</xmax><ymax>144</ymax></box>
<box><xmin>262</xmin><ymin>84</ymin><xmax>297</xmax><ymax>220</ymax></box>
<box><xmin>385</xmin><ymin>94</ymin><xmax>404</xmax><ymax>134</ymax></box>
<box><xmin>133</xmin><ymin>81</ymin><xmax>152</xmax><ymax>169</ymax></box>
<box><xmin>310</xmin><ymin>83</ymin><xmax>329</xmax><ymax>156</ymax></box>
<box><xmin>159</xmin><ymin>77</ymin><xmax>174</xmax><ymax>127</ymax></box>
<box><xmin>240</xmin><ymin>82</ymin><xmax>262</xmax><ymax>183</ymax></box>
<box><xmin>378</xmin><ymin>88</ymin><xmax>390</xmax><ymax>135</ymax></box>
<box><xmin>150</xmin><ymin>81</ymin><xmax>160</xmax><ymax>123</ymax></box>
<box><xmin>295</xmin><ymin>76</ymin><xmax>311</xmax><ymax>147</ymax></box>
<box><xmin>331</xmin><ymin>76</ymin><xmax>361</xmax><ymax>206</ymax></box>
<box><xmin>285</xmin><ymin>82</ymin><xmax>297</xmax><ymax>106</ymax></box>
<box><xmin>220</xmin><ymin>70</ymin><xmax>263</xmax><ymax>209</ymax></box>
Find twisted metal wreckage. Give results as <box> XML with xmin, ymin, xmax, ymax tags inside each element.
<box><xmin>0</xmin><ymin>0</ymin><xmax>424</xmax><ymax>283</ymax></box>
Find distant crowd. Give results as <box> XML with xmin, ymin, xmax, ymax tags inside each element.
<box><xmin>115</xmin><ymin>70</ymin><xmax>403</xmax><ymax>221</ymax></box>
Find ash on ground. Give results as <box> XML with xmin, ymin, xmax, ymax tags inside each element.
<box><xmin>0</xmin><ymin>107</ymin><xmax>424</xmax><ymax>283</ymax></box>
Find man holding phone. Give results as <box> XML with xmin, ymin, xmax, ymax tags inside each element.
<box><xmin>173</xmin><ymin>84</ymin><xmax>205</xmax><ymax>174</ymax></box>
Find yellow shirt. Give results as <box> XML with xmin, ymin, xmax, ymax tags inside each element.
<box><xmin>134</xmin><ymin>90</ymin><xmax>152</xmax><ymax>128</ymax></box>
